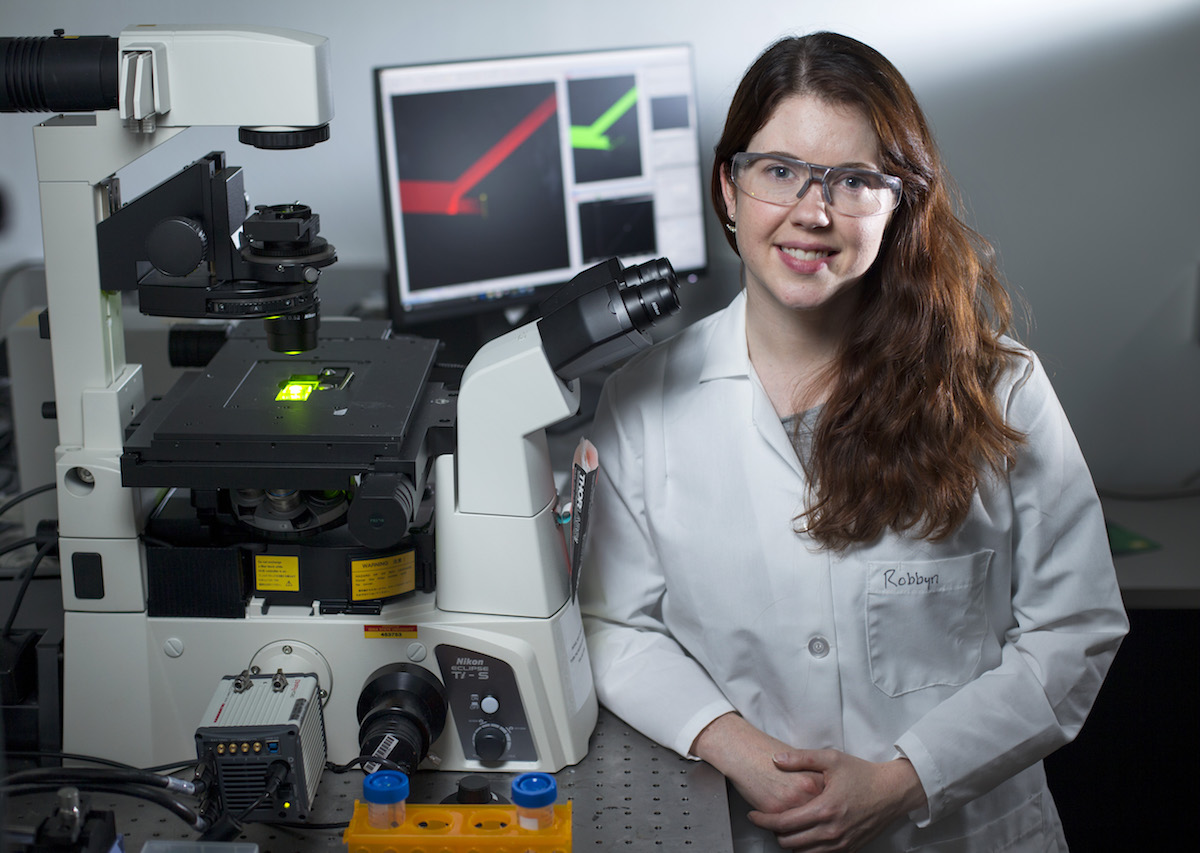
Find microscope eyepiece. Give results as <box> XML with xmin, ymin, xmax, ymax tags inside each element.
<box><xmin>536</xmin><ymin>256</ymin><xmax>683</xmax><ymax>379</ymax></box>
<box><xmin>617</xmin><ymin>258</ymin><xmax>680</xmax><ymax>333</ymax></box>
<box><xmin>0</xmin><ymin>34</ymin><xmax>118</xmax><ymax>113</ymax></box>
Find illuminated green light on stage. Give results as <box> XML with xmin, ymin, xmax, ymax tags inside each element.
<box><xmin>276</xmin><ymin>376</ymin><xmax>320</xmax><ymax>402</ymax></box>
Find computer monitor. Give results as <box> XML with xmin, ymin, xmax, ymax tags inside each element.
<box><xmin>374</xmin><ymin>44</ymin><xmax>708</xmax><ymax>357</ymax></box>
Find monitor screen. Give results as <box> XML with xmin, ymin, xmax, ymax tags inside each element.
<box><xmin>374</xmin><ymin>44</ymin><xmax>708</xmax><ymax>341</ymax></box>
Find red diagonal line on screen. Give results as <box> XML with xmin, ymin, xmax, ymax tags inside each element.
<box><xmin>397</xmin><ymin>181</ymin><xmax>482</xmax><ymax>215</ymax></box>
<box><xmin>399</xmin><ymin>92</ymin><xmax>558</xmax><ymax>216</ymax></box>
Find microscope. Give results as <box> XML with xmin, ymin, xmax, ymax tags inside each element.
<box><xmin>2</xmin><ymin>24</ymin><xmax>681</xmax><ymax>817</ymax></box>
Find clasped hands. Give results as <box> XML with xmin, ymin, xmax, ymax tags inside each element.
<box><xmin>691</xmin><ymin>712</ymin><xmax>927</xmax><ymax>852</ymax></box>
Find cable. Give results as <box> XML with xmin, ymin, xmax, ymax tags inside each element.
<box><xmin>235</xmin><ymin>762</ymin><xmax>289</xmax><ymax>822</ymax></box>
<box><xmin>0</xmin><ymin>536</ymin><xmax>35</xmax><ymax>559</ymax></box>
<box><xmin>0</xmin><ymin>751</ymin><xmax>198</xmax><ymax>775</ymax></box>
<box><xmin>2</xmin><ymin>539</ymin><xmax>55</xmax><ymax>637</ymax></box>
<box><xmin>259</xmin><ymin>818</ymin><xmax>351</xmax><ymax>830</ymax></box>
<box><xmin>1</xmin><ymin>767</ymin><xmax>198</xmax><ymax>797</ymax></box>
<box><xmin>0</xmin><ymin>482</ymin><xmax>54</xmax><ymax>521</ymax></box>
<box><xmin>0</xmin><ymin>534</ymin><xmax>56</xmax><ymax>580</ymax></box>
<box><xmin>0</xmin><ymin>571</ymin><xmax>59</xmax><ymax>582</ymax></box>
<box><xmin>197</xmin><ymin>761</ymin><xmax>290</xmax><ymax>842</ymax></box>
<box><xmin>0</xmin><ymin>751</ymin><xmax>138</xmax><ymax>771</ymax></box>
<box><xmin>325</xmin><ymin>754</ymin><xmax>402</xmax><ymax>774</ymax></box>
<box><xmin>2</xmin><ymin>782</ymin><xmax>205</xmax><ymax>831</ymax></box>
<box><xmin>142</xmin><ymin>758</ymin><xmax>202</xmax><ymax>775</ymax></box>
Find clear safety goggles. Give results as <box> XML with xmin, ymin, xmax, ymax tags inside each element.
<box><xmin>729</xmin><ymin>152</ymin><xmax>902</xmax><ymax>217</ymax></box>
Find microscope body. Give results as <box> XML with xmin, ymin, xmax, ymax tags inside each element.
<box><xmin>436</xmin><ymin>325</ymin><xmax>580</xmax><ymax>618</ymax></box>
<box><xmin>21</xmin><ymin>24</ymin><xmax>343</xmax><ymax>768</ymax></box>
<box><xmin>11</xmin><ymin>24</ymin><xmax>671</xmax><ymax>775</ymax></box>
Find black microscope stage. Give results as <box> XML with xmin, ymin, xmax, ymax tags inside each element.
<box><xmin>121</xmin><ymin>324</ymin><xmax>454</xmax><ymax>490</ymax></box>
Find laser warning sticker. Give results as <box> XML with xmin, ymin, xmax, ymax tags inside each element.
<box><xmin>255</xmin><ymin>555</ymin><xmax>301</xmax><ymax>592</ymax></box>
<box><xmin>351</xmin><ymin>551</ymin><xmax>416</xmax><ymax>600</ymax></box>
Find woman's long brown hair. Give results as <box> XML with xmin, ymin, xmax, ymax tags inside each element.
<box><xmin>711</xmin><ymin>32</ymin><xmax>1026</xmax><ymax>550</ymax></box>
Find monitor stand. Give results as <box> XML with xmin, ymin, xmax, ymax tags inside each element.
<box><xmin>396</xmin><ymin>306</ymin><xmax>534</xmax><ymax>367</ymax></box>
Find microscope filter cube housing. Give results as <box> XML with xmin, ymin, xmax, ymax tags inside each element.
<box><xmin>194</xmin><ymin>672</ymin><xmax>326</xmax><ymax>821</ymax></box>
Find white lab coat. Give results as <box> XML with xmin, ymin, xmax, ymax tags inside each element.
<box><xmin>580</xmin><ymin>291</ymin><xmax>1128</xmax><ymax>852</ymax></box>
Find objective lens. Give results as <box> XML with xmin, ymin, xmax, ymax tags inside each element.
<box><xmin>264</xmin><ymin>310</ymin><xmax>320</xmax><ymax>354</ymax></box>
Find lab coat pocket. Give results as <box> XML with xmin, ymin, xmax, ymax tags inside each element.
<box><xmin>866</xmin><ymin>551</ymin><xmax>992</xmax><ymax>697</ymax></box>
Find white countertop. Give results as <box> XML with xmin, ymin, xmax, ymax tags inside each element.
<box><xmin>1102</xmin><ymin>496</ymin><xmax>1200</xmax><ymax>608</ymax></box>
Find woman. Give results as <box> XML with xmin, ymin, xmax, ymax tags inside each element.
<box><xmin>580</xmin><ymin>31</ymin><xmax>1127</xmax><ymax>852</ymax></box>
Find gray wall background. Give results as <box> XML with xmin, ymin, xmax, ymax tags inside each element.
<box><xmin>2</xmin><ymin>0</ymin><xmax>1198</xmax><ymax>493</ymax></box>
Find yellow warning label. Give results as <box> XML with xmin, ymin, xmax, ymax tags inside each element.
<box><xmin>255</xmin><ymin>555</ymin><xmax>301</xmax><ymax>592</ymax></box>
<box><xmin>351</xmin><ymin>551</ymin><xmax>416</xmax><ymax>601</ymax></box>
<box><xmin>363</xmin><ymin>624</ymin><xmax>419</xmax><ymax>639</ymax></box>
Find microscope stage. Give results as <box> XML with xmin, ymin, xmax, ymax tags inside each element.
<box><xmin>121</xmin><ymin>332</ymin><xmax>451</xmax><ymax>489</ymax></box>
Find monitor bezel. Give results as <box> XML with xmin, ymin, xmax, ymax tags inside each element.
<box><xmin>373</xmin><ymin>43</ymin><xmax>709</xmax><ymax>337</ymax></box>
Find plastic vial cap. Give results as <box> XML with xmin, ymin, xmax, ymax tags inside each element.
<box><xmin>511</xmin><ymin>772</ymin><xmax>557</xmax><ymax>808</ymax></box>
<box><xmin>363</xmin><ymin>770</ymin><xmax>409</xmax><ymax>804</ymax></box>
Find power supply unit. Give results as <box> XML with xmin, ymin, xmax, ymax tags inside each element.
<box><xmin>195</xmin><ymin>671</ymin><xmax>327</xmax><ymax>821</ymax></box>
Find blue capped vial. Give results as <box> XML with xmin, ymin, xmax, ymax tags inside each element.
<box><xmin>511</xmin><ymin>772</ymin><xmax>557</xmax><ymax>830</ymax></box>
<box><xmin>363</xmin><ymin>770</ymin><xmax>409</xmax><ymax>829</ymax></box>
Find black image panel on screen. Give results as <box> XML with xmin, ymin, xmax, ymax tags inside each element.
<box><xmin>579</xmin><ymin>196</ymin><xmax>656</xmax><ymax>263</ymax></box>
<box><xmin>390</xmin><ymin>82</ymin><xmax>570</xmax><ymax>291</ymax></box>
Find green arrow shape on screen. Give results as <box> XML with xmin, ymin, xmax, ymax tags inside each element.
<box><xmin>571</xmin><ymin>86</ymin><xmax>638</xmax><ymax>151</ymax></box>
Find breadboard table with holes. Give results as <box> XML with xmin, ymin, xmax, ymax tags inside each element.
<box><xmin>3</xmin><ymin>709</ymin><xmax>734</xmax><ymax>851</ymax></box>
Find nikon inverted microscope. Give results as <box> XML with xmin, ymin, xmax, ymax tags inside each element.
<box><xmin>1</xmin><ymin>25</ymin><xmax>681</xmax><ymax>818</ymax></box>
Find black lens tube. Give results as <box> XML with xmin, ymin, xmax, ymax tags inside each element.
<box><xmin>356</xmin><ymin>664</ymin><xmax>447</xmax><ymax>776</ymax></box>
<box><xmin>263</xmin><ymin>309</ymin><xmax>320</xmax><ymax>354</ymax></box>
<box><xmin>0</xmin><ymin>34</ymin><xmax>119</xmax><ymax>113</ymax></box>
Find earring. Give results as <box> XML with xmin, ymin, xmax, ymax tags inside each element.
<box><xmin>725</xmin><ymin>222</ymin><xmax>737</xmax><ymax>233</ymax></box>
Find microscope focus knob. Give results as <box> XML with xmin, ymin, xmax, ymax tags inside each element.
<box><xmin>473</xmin><ymin>725</ymin><xmax>508</xmax><ymax>762</ymax></box>
<box><xmin>146</xmin><ymin>216</ymin><xmax>208</xmax><ymax>277</ymax></box>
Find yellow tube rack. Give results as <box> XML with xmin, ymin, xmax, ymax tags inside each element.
<box><xmin>342</xmin><ymin>800</ymin><xmax>572</xmax><ymax>853</ymax></box>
